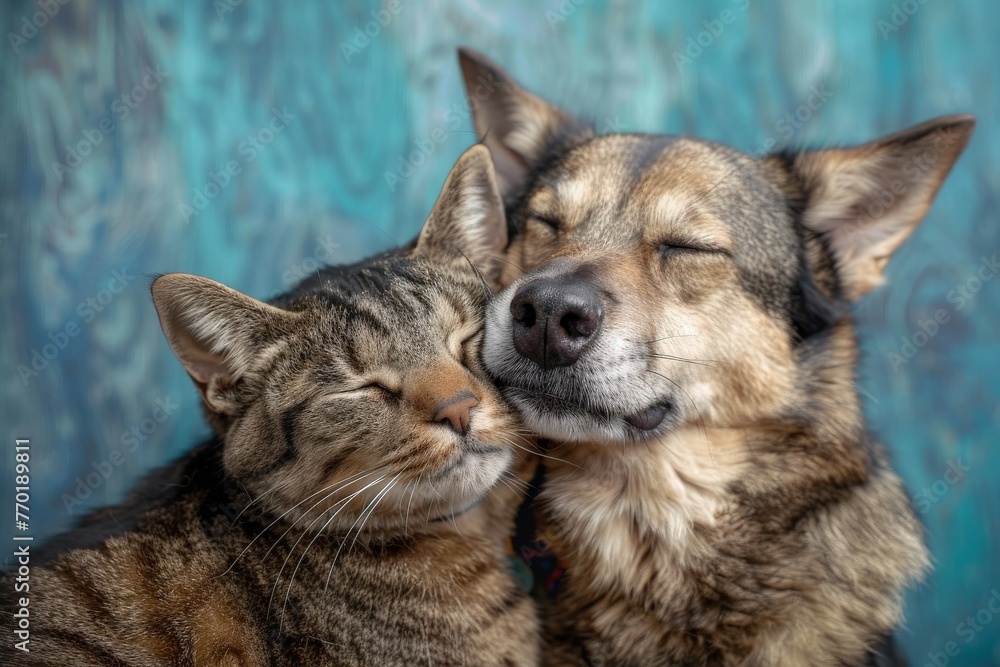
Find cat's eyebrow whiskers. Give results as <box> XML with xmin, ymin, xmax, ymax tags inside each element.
<box><xmin>459</xmin><ymin>250</ymin><xmax>495</xmax><ymax>299</ymax></box>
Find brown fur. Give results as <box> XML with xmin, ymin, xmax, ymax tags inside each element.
<box><xmin>458</xmin><ymin>48</ymin><xmax>974</xmax><ymax>666</ymax></box>
<box><xmin>1</xmin><ymin>146</ymin><xmax>541</xmax><ymax>666</ymax></box>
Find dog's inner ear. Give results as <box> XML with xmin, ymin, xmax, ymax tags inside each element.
<box><xmin>414</xmin><ymin>144</ymin><xmax>507</xmax><ymax>284</ymax></box>
<box><xmin>787</xmin><ymin>115</ymin><xmax>975</xmax><ymax>301</ymax></box>
<box><xmin>152</xmin><ymin>274</ymin><xmax>299</xmax><ymax>415</ymax></box>
<box><xmin>458</xmin><ymin>47</ymin><xmax>593</xmax><ymax>198</ymax></box>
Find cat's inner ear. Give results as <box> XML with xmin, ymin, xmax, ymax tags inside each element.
<box><xmin>151</xmin><ymin>273</ymin><xmax>299</xmax><ymax>415</ymax></box>
<box><xmin>458</xmin><ymin>47</ymin><xmax>592</xmax><ymax>198</ymax></box>
<box><xmin>414</xmin><ymin>144</ymin><xmax>507</xmax><ymax>282</ymax></box>
<box><xmin>785</xmin><ymin>114</ymin><xmax>975</xmax><ymax>301</ymax></box>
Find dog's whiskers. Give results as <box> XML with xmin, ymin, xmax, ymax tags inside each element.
<box><xmin>643</xmin><ymin>352</ymin><xmax>721</xmax><ymax>367</ymax></box>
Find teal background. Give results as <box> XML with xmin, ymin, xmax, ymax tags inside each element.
<box><xmin>1</xmin><ymin>0</ymin><xmax>997</xmax><ymax>663</ymax></box>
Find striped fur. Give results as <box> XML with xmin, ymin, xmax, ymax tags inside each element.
<box><xmin>1</xmin><ymin>146</ymin><xmax>541</xmax><ymax>666</ymax></box>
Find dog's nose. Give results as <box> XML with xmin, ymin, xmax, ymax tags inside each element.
<box><xmin>431</xmin><ymin>390</ymin><xmax>479</xmax><ymax>436</ymax></box>
<box><xmin>509</xmin><ymin>278</ymin><xmax>604</xmax><ymax>369</ymax></box>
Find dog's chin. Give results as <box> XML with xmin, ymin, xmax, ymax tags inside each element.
<box><xmin>504</xmin><ymin>386</ymin><xmax>678</xmax><ymax>445</ymax></box>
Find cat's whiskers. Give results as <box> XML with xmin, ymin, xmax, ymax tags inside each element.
<box><xmin>259</xmin><ymin>470</ymin><xmax>384</xmax><ymax>563</ymax></box>
<box><xmin>320</xmin><ymin>474</ymin><xmax>402</xmax><ymax>598</ymax></box>
<box><xmin>271</xmin><ymin>474</ymin><xmax>388</xmax><ymax>630</ymax></box>
<box><xmin>493</xmin><ymin>432</ymin><xmax>583</xmax><ymax>471</ymax></box>
<box><xmin>404</xmin><ymin>473</ymin><xmax>422</xmax><ymax>536</ymax></box>
<box><xmin>498</xmin><ymin>469</ymin><xmax>529</xmax><ymax>494</ymax></box>
<box><xmin>229</xmin><ymin>481</ymin><xmax>285</xmax><ymax>525</ymax></box>
<box><xmin>219</xmin><ymin>468</ymin><xmax>377</xmax><ymax>577</ymax></box>
<box><xmin>346</xmin><ymin>475</ymin><xmax>401</xmax><ymax>557</ymax></box>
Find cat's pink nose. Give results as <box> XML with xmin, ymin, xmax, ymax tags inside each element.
<box><xmin>432</xmin><ymin>390</ymin><xmax>479</xmax><ymax>436</ymax></box>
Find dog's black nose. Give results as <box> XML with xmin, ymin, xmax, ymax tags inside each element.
<box><xmin>509</xmin><ymin>278</ymin><xmax>604</xmax><ymax>369</ymax></box>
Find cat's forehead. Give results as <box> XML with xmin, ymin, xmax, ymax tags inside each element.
<box><xmin>284</xmin><ymin>256</ymin><xmax>482</xmax><ymax>365</ymax></box>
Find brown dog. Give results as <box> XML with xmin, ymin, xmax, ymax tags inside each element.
<box><xmin>457</xmin><ymin>48</ymin><xmax>974</xmax><ymax>666</ymax></box>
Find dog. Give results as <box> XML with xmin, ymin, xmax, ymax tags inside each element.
<box><xmin>456</xmin><ymin>48</ymin><xmax>974</xmax><ymax>666</ymax></box>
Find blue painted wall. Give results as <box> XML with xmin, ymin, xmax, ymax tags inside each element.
<box><xmin>1</xmin><ymin>0</ymin><xmax>997</xmax><ymax>663</ymax></box>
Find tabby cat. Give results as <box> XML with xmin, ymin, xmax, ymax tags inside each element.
<box><xmin>1</xmin><ymin>145</ymin><xmax>540</xmax><ymax>666</ymax></box>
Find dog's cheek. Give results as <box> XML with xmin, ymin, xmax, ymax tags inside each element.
<box><xmin>714</xmin><ymin>299</ymin><xmax>798</xmax><ymax>422</ymax></box>
<box><xmin>663</xmin><ymin>256</ymin><xmax>736</xmax><ymax>305</ymax></box>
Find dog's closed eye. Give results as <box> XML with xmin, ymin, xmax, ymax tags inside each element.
<box><xmin>527</xmin><ymin>214</ymin><xmax>561</xmax><ymax>232</ymax></box>
<box><xmin>659</xmin><ymin>241</ymin><xmax>731</xmax><ymax>259</ymax></box>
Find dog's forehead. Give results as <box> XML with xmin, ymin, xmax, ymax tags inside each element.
<box><xmin>545</xmin><ymin>135</ymin><xmax>780</xmax><ymax>232</ymax></box>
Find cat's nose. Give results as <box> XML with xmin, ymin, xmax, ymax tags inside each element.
<box><xmin>431</xmin><ymin>390</ymin><xmax>479</xmax><ymax>436</ymax></box>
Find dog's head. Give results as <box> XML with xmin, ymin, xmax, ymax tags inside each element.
<box><xmin>459</xmin><ymin>49</ymin><xmax>974</xmax><ymax>444</ymax></box>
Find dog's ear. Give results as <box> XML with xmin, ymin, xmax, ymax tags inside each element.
<box><xmin>458</xmin><ymin>47</ymin><xmax>592</xmax><ymax>198</ymax></box>
<box><xmin>152</xmin><ymin>274</ymin><xmax>300</xmax><ymax>415</ymax></box>
<box><xmin>787</xmin><ymin>115</ymin><xmax>975</xmax><ymax>300</ymax></box>
<box><xmin>413</xmin><ymin>144</ymin><xmax>507</xmax><ymax>283</ymax></box>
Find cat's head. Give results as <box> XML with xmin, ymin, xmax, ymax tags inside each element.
<box><xmin>152</xmin><ymin>145</ymin><xmax>521</xmax><ymax>534</ymax></box>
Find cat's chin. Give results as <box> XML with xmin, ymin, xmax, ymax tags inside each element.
<box><xmin>415</xmin><ymin>446</ymin><xmax>513</xmax><ymax>522</ymax></box>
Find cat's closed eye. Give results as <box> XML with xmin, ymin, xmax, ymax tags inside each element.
<box><xmin>334</xmin><ymin>381</ymin><xmax>401</xmax><ymax>401</ymax></box>
<box><xmin>359</xmin><ymin>381</ymin><xmax>402</xmax><ymax>401</ymax></box>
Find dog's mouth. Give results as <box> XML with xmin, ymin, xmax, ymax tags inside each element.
<box><xmin>623</xmin><ymin>402</ymin><xmax>671</xmax><ymax>431</ymax></box>
<box><xmin>500</xmin><ymin>381</ymin><xmax>677</xmax><ymax>443</ymax></box>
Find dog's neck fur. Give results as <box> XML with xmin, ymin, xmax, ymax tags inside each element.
<box><xmin>539</xmin><ymin>320</ymin><xmax>926</xmax><ymax>666</ymax></box>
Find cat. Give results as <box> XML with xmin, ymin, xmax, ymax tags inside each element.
<box><xmin>1</xmin><ymin>144</ymin><xmax>540</xmax><ymax>667</ymax></box>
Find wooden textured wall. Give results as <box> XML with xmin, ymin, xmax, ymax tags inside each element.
<box><xmin>1</xmin><ymin>0</ymin><xmax>997</xmax><ymax>662</ymax></box>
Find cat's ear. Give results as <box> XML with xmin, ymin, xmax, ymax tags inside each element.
<box><xmin>458</xmin><ymin>47</ymin><xmax>592</xmax><ymax>198</ymax></box>
<box><xmin>414</xmin><ymin>144</ymin><xmax>507</xmax><ymax>282</ymax></box>
<box><xmin>151</xmin><ymin>273</ymin><xmax>300</xmax><ymax>415</ymax></box>
<box><xmin>784</xmin><ymin>115</ymin><xmax>975</xmax><ymax>300</ymax></box>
